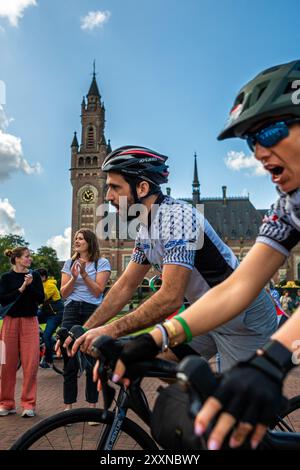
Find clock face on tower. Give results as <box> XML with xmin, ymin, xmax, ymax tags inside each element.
<box><xmin>82</xmin><ymin>188</ymin><xmax>94</xmax><ymax>203</ymax></box>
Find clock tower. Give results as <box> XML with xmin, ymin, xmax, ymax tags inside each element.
<box><xmin>70</xmin><ymin>66</ymin><xmax>111</xmax><ymax>243</ymax></box>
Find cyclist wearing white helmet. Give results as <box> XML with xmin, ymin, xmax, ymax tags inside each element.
<box><xmin>110</xmin><ymin>60</ymin><xmax>300</xmax><ymax>450</ymax></box>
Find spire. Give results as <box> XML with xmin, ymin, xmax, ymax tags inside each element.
<box><xmin>192</xmin><ymin>152</ymin><xmax>200</xmax><ymax>205</ymax></box>
<box><xmin>193</xmin><ymin>152</ymin><xmax>199</xmax><ymax>187</ymax></box>
<box><xmin>87</xmin><ymin>60</ymin><xmax>100</xmax><ymax>97</ymax></box>
<box><xmin>71</xmin><ymin>131</ymin><xmax>79</xmax><ymax>148</ymax></box>
<box><xmin>107</xmin><ymin>139</ymin><xmax>112</xmax><ymax>153</ymax></box>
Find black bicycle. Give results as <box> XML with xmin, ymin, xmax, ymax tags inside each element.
<box><xmin>10</xmin><ymin>336</ymin><xmax>300</xmax><ymax>451</ymax></box>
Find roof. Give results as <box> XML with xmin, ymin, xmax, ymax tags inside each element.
<box><xmin>87</xmin><ymin>74</ymin><xmax>100</xmax><ymax>97</ymax></box>
<box><xmin>181</xmin><ymin>196</ymin><xmax>267</xmax><ymax>240</ymax></box>
<box><xmin>71</xmin><ymin>131</ymin><xmax>78</xmax><ymax>147</ymax></box>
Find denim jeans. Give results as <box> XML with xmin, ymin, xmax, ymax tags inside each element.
<box><xmin>43</xmin><ymin>313</ymin><xmax>63</xmax><ymax>363</ymax></box>
<box><xmin>61</xmin><ymin>300</ymin><xmax>99</xmax><ymax>405</ymax></box>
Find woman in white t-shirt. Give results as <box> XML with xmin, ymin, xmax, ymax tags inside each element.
<box><xmin>60</xmin><ymin>228</ymin><xmax>111</xmax><ymax>412</ymax></box>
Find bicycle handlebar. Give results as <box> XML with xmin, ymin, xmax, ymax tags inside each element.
<box><xmin>84</xmin><ymin>334</ymin><xmax>300</xmax><ymax>451</ymax></box>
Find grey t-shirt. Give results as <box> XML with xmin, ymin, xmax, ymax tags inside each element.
<box><xmin>62</xmin><ymin>258</ymin><xmax>111</xmax><ymax>305</ymax></box>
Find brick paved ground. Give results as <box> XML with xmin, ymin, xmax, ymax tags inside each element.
<box><xmin>1</xmin><ymin>360</ymin><xmax>300</xmax><ymax>450</ymax></box>
<box><xmin>0</xmin><ymin>359</ymin><xmax>162</xmax><ymax>450</ymax></box>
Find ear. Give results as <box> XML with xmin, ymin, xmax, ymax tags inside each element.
<box><xmin>136</xmin><ymin>180</ymin><xmax>150</xmax><ymax>198</ymax></box>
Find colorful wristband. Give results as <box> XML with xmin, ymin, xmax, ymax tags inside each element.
<box><xmin>173</xmin><ymin>315</ymin><xmax>193</xmax><ymax>343</ymax></box>
<box><xmin>155</xmin><ymin>324</ymin><xmax>169</xmax><ymax>353</ymax></box>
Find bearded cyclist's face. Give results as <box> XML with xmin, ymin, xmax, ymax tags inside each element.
<box><xmin>253</xmin><ymin>123</ymin><xmax>300</xmax><ymax>193</ymax></box>
<box><xmin>105</xmin><ymin>172</ymin><xmax>135</xmax><ymax>220</ymax></box>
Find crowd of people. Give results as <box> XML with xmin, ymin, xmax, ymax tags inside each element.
<box><xmin>1</xmin><ymin>58</ymin><xmax>300</xmax><ymax>451</ymax></box>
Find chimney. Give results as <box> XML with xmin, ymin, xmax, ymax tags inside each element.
<box><xmin>166</xmin><ymin>187</ymin><xmax>171</xmax><ymax>196</ymax></box>
<box><xmin>222</xmin><ymin>186</ymin><xmax>227</xmax><ymax>205</ymax></box>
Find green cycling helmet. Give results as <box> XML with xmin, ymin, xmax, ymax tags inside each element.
<box><xmin>218</xmin><ymin>59</ymin><xmax>300</xmax><ymax>140</ymax></box>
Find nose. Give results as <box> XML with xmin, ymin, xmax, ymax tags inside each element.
<box><xmin>254</xmin><ymin>142</ymin><xmax>272</xmax><ymax>162</ymax></box>
<box><xmin>105</xmin><ymin>187</ymin><xmax>113</xmax><ymax>202</ymax></box>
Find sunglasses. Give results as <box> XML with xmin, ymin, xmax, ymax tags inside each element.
<box><xmin>245</xmin><ymin>118</ymin><xmax>300</xmax><ymax>151</ymax></box>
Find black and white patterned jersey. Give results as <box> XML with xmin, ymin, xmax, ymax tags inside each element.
<box><xmin>257</xmin><ymin>188</ymin><xmax>300</xmax><ymax>257</ymax></box>
<box><xmin>131</xmin><ymin>195</ymin><xmax>239</xmax><ymax>304</ymax></box>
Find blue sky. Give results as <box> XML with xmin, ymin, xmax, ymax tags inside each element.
<box><xmin>0</xmin><ymin>0</ymin><xmax>299</xmax><ymax>258</ymax></box>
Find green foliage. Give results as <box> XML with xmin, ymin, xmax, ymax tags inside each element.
<box><xmin>31</xmin><ymin>246</ymin><xmax>61</xmax><ymax>285</ymax></box>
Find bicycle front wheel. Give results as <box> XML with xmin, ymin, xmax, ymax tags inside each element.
<box><xmin>10</xmin><ymin>408</ymin><xmax>158</xmax><ymax>450</ymax></box>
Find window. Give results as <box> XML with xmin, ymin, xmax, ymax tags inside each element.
<box><xmin>123</xmin><ymin>255</ymin><xmax>131</xmax><ymax>270</ymax></box>
<box><xmin>86</xmin><ymin>126</ymin><xmax>95</xmax><ymax>149</ymax></box>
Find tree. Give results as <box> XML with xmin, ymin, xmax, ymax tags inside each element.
<box><xmin>0</xmin><ymin>234</ymin><xmax>29</xmax><ymax>274</ymax></box>
<box><xmin>32</xmin><ymin>246</ymin><xmax>61</xmax><ymax>285</ymax></box>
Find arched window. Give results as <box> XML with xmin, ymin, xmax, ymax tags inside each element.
<box><xmin>78</xmin><ymin>157</ymin><xmax>84</xmax><ymax>167</ymax></box>
<box><xmin>86</xmin><ymin>157</ymin><xmax>91</xmax><ymax>166</ymax></box>
<box><xmin>93</xmin><ymin>156</ymin><xmax>98</xmax><ymax>166</ymax></box>
<box><xmin>86</xmin><ymin>126</ymin><xmax>95</xmax><ymax>149</ymax></box>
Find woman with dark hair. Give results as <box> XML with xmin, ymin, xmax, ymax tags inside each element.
<box><xmin>36</xmin><ymin>268</ymin><xmax>64</xmax><ymax>368</ymax></box>
<box><xmin>60</xmin><ymin>229</ymin><xmax>110</xmax><ymax>414</ymax></box>
<box><xmin>0</xmin><ymin>247</ymin><xmax>44</xmax><ymax>417</ymax></box>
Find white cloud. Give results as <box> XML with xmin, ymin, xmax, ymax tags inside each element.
<box><xmin>0</xmin><ymin>198</ymin><xmax>24</xmax><ymax>236</ymax></box>
<box><xmin>0</xmin><ymin>105</ymin><xmax>41</xmax><ymax>181</ymax></box>
<box><xmin>0</xmin><ymin>104</ymin><xmax>11</xmax><ymax>129</ymax></box>
<box><xmin>0</xmin><ymin>0</ymin><xmax>37</xmax><ymax>27</ymax></box>
<box><xmin>81</xmin><ymin>10</ymin><xmax>111</xmax><ymax>30</ymax></box>
<box><xmin>225</xmin><ymin>150</ymin><xmax>267</xmax><ymax>177</ymax></box>
<box><xmin>47</xmin><ymin>227</ymin><xmax>71</xmax><ymax>261</ymax></box>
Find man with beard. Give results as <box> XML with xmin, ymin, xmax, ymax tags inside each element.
<box><xmin>68</xmin><ymin>145</ymin><xmax>276</xmax><ymax>372</ymax></box>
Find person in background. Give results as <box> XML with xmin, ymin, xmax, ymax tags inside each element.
<box><xmin>294</xmin><ymin>289</ymin><xmax>300</xmax><ymax>310</ymax></box>
<box><xmin>279</xmin><ymin>290</ymin><xmax>293</xmax><ymax>316</ymax></box>
<box><xmin>59</xmin><ymin>229</ymin><xmax>111</xmax><ymax>416</ymax></box>
<box><xmin>36</xmin><ymin>268</ymin><xmax>64</xmax><ymax>369</ymax></box>
<box><xmin>268</xmin><ymin>281</ymin><xmax>288</xmax><ymax>326</ymax></box>
<box><xmin>0</xmin><ymin>247</ymin><xmax>44</xmax><ymax>418</ymax></box>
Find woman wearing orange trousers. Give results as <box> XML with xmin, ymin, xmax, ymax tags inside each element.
<box><xmin>0</xmin><ymin>247</ymin><xmax>44</xmax><ymax>417</ymax></box>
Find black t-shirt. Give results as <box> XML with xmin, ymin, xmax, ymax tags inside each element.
<box><xmin>0</xmin><ymin>270</ymin><xmax>44</xmax><ymax>317</ymax></box>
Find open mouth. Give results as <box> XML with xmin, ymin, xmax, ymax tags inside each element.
<box><xmin>268</xmin><ymin>166</ymin><xmax>284</xmax><ymax>176</ymax></box>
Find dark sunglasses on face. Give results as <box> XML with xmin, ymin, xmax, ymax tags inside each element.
<box><xmin>245</xmin><ymin>118</ymin><xmax>300</xmax><ymax>151</ymax></box>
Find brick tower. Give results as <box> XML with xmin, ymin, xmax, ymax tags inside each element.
<box><xmin>70</xmin><ymin>65</ymin><xmax>111</xmax><ymax>242</ymax></box>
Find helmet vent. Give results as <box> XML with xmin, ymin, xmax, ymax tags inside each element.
<box><xmin>242</xmin><ymin>94</ymin><xmax>251</xmax><ymax>111</ymax></box>
<box><xmin>257</xmin><ymin>85</ymin><xmax>267</xmax><ymax>100</ymax></box>
<box><xmin>283</xmin><ymin>80</ymin><xmax>296</xmax><ymax>95</ymax></box>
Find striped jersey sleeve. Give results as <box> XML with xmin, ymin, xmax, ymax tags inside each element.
<box><xmin>131</xmin><ymin>237</ymin><xmax>150</xmax><ymax>265</ymax></box>
<box><xmin>256</xmin><ymin>198</ymin><xmax>300</xmax><ymax>257</ymax></box>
